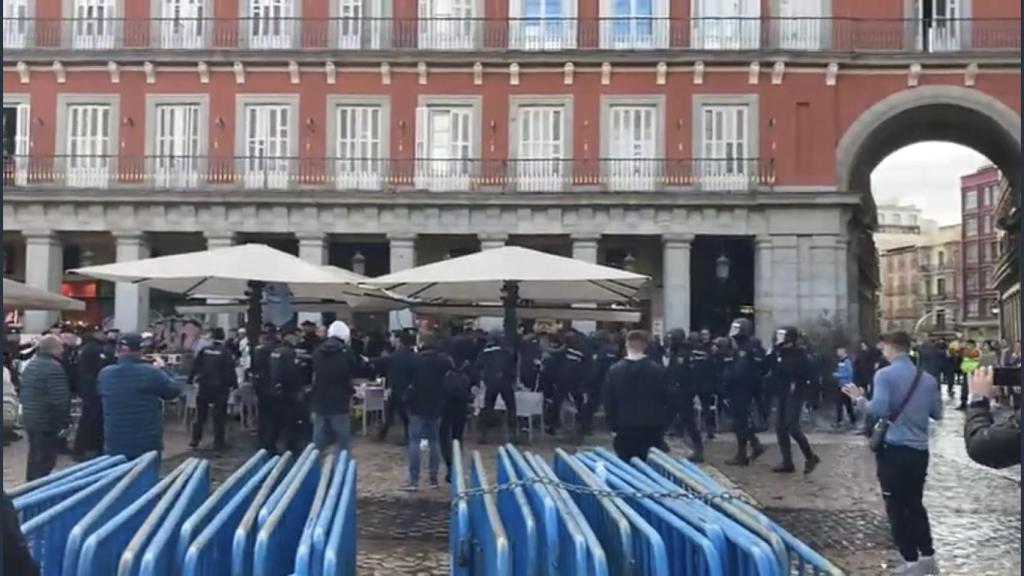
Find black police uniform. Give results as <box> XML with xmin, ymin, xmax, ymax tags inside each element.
<box><xmin>687</xmin><ymin>336</ymin><xmax>718</xmax><ymax>439</ymax></box>
<box><xmin>268</xmin><ymin>341</ymin><xmax>305</xmax><ymax>453</ymax></box>
<box><xmin>189</xmin><ymin>340</ymin><xmax>237</xmax><ymax>450</ymax></box>
<box><xmin>579</xmin><ymin>342</ymin><xmax>619</xmax><ymax>437</ymax></box>
<box><xmin>252</xmin><ymin>337</ymin><xmax>278</xmax><ymax>451</ymax></box>
<box><xmin>475</xmin><ymin>337</ymin><xmax>517</xmax><ymax>442</ymax></box>
<box><xmin>544</xmin><ymin>343</ymin><xmax>586</xmax><ymax>434</ymax></box>
<box><xmin>722</xmin><ymin>319</ymin><xmax>766</xmax><ymax>465</ymax></box>
<box><xmin>74</xmin><ymin>334</ymin><xmax>107</xmax><ymax>456</ymax></box>
<box><xmin>767</xmin><ymin>328</ymin><xmax>820</xmax><ymax>474</ymax></box>
<box><xmin>376</xmin><ymin>344</ymin><xmax>416</xmax><ymax>442</ymax></box>
<box><xmin>666</xmin><ymin>331</ymin><xmax>704</xmax><ymax>462</ymax></box>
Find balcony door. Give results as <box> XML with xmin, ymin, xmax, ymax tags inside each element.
<box><xmin>415</xmin><ymin>107</ymin><xmax>473</xmax><ymax>191</ymax></box>
<box><xmin>700</xmin><ymin>105</ymin><xmax>749</xmax><ymax>191</ymax></box>
<box><xmin>2</xmin><ymin>103</ymin><xmax>28</xmax><ymax>185</ymax></box>
<box><xmin>776</xmin><ymin>0</ymin><xmax>823</xmax><ymax>50</ymax></box>
<box><xmin>72</xmin><ymin>0</ymin><xmax>117</xmax><ymax>50</ymax></box>
<box><xmin>159</xmin><ymin>0</ymin><xmax>206</xmax><ymax>49</ymax></box>
<box><xmin>154</xmin><ymin>104</ymin><xmax>201</xmax><ymax>188</ymax></box>
<box><xmin>509</xmin><ymin>0</ymin><xmax>575</xmax><ymax>50</ymax></box>
<box><xmin>249</xmin><ymin>0</ymin><xmax>295</xmax><ymax>49</ymax></box>
<box><xmin>607</xmin><ymin>106</ymin><xmax>656</xmax><ymax>192</ymax></box>
<box><xmin>516</xmin><ymin>106</ymin><xmax>565</xmax><ymax>192</ymax></box>
<box><xmin>418</xmin><ymin>0</ymin><xmax>476</xmax><ymax>50</ymax></box>
<box><xmin>692</xmin><ymin>0</ymin><xmax>759</xmax><ymax>50</ymax></box>
<box><xmin>337</xmin><ymin>0</ymin><xmax>382</xmax><ymax>49</ymax></box>
<box><xmin>600</xmin><ymin>0</ymin><xmax>669</xmax><ymax>49</ymax></box>
<box><xmin>335</xmin><ymin>105</ymin><xmax>383</xmax><ymax>190</ymax></box>
<box><xmin>916</xmin><ymin>0</ymin><xmax>962</xmax><ymax>52</ymax></box>
<box><xmin>66</xmin><ymin>104</ymin><xmax>112</xmax><ymax>188</ymax></box>
<box><xmin>244</xmin><ymin>105</ymin><xmax>291</xmax><ymax>189</ymax></box>
<box><xmin>3</xmin><ymin>0</ymin><xmax>29</xmax><ymax>48</ymax></box>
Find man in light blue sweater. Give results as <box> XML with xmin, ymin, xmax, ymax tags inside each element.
<box><xmin>844</xmin><ymin>331</ymin><xmax>942</xmax><ymax>576</ymax></box>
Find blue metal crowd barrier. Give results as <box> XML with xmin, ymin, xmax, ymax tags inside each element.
<box><xmin>258</xmin><ymin>445</ymin><xmax>316</xmax><ymax>526</ymax></box>
<box><xmin>62</xmin><ymin>452</ymin><xmax>161</xmax><ymax>576</ymax></box>
<box><xmin>651</xmin><ymin>453</ymin><xmax>844</xmax><ymax>576</ymax></box>
<box><xmin>501</xmin><ymin>445</ymin><xmax>561</xmax><ymax>576</ymax></box>
<box><xmin>232</xmin><ymin>453</ymin><xmax>295</xmax><ymax>576</ymax></box>
<box><xmin>450</xmin><ymin>440</ymin><xmax>472</xmax><ymax>576</ymax></box>
<box><xmin>13</xmin><ymin>458</ymin><xmax>135</xmax><ymax>524</ymax></box>
<box><xmin>135</xmin><ymin>460</ymin><xmax>211</xmax><ymax>576</ymax></box>
<box><xmin>468</xmin><ymin>451</ymin><xmax>511</xmax><ymax>576</ymax></box>
<box><xmin>295</xmin><ymin>451</ymin><xmax>350</xmax><ymax>576</ymax></box>
<box><xmin>321</xmin><ymin>459</ymin><xmax>357</xmax><ymax>576</ymax></box>
<box><xmin>182</xmin><ymin>454</ymin><xmax>281</xmax><ymax>576</ymax></box>
<box><xmin>291</xmin><ymin>452</ymin><xmax>337</xmax><ymax>576</ymax></box>
<box><xmin>20</xmin><ymin>460</ymin><xmax>139</xmax><ymax>576</ymax></box>
<box><xmin>76</xmin><ymin>459</ymin><xmax>198</xmax><ymax>576</ymax></box>
<box><xmin>253</xmin><ymin>448</ymin><xmax>322</xmax><ymax>576</ymax></box>
<box><xmin>495</xmin><ymin>447</ymin><xmax>538</xmax><ymax>576</ymax></box>
<box><xmin>555</xmin><ymin>450</ymin><xmax>669</xmax><ymax>576</ymax></box>
<box><xmin>526</xmin><ymin>453</ymin><xmax>609</xmax><ymax>576</ymax></box>
<box><xmin>8</xmin><ymin>454</ymin><xmax>126</xmax><ymax>499</ymax></box>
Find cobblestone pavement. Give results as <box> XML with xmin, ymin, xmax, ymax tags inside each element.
<box><xmin>4</xmin><ymin>399</ymin><xmax>1018</xmax><ymax>575</ymax></box>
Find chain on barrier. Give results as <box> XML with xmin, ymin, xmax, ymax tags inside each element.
<box><xmin>450</xmin><ymin>474</ymin><xmax>756</xmax><ymax>511</ymax></box>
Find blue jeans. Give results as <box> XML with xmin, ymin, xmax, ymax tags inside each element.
<box><xmin>311</xmin><ymin>412</ymin><xmax>350</xmax><ymax>451</ymax></box>
<box><xmin>407</xmin><ymin>415</ymin><xmax>441</xmax><ymax>485</ymax></box>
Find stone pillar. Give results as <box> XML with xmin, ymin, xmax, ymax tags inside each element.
<box><xmin>297</xmin><ymin>233</ymin><xmax>328</xmax><ymax>327</ymax></box>
<box><xmin>662</xmin><ymin>233</ymin><xmax>694</xmax><ymax>334</ymax></box>
<box><xmin>811</xmin><ymin>235</ymin><xmax>841</xmax><ymax>323</ymax></box>
<box><xmin>388</xmin><ymin>234</ymin><xmax>417</xmax><ymax>330</ymax></box>
<box><xmin>23</xmin><ymin>231</ymin><xmax>63</xmax><ymax>333</ymax></box>
<box><xmin>204</xmin><ymin>232</ymin><xmax>235</xmax><ymax>329</ymax></box>
<box><xmin>113</xmin><ymin>231</ymin><xmax>151</xmax><ymax>332</ymax></box>
<box><xmin>571</xmin><ymin>234</ymin><xmax>601</xmax><ymax>334</ymax></box>
<box><xmin>834</xmin><ymin>236</ymin><xmax>850</xmax><ymax>328</ymax></box>
<box><xmin>771</xmin><ymin>235</ymin><xmax>800</xmax><ymax>328</ymax></box>
<box><xmin>754</xmin><ymin>235</ymin><xmax>774</xmax><ymax>344</ymax></box>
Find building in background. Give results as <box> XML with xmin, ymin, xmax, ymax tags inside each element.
<box><xmin>916</xmin><ymin>224</ymin><xmax>961</xmax><ymax>338</ymax></box>
<box><xmin>879</xmin><ymin>244</ymin><xmax>920</xmax><ymax>333</ymax></box>
<box><xmin>876</xmin><ymin>203</ymin><xmax>937</xmax><ymax>235</ymax></box>
<box><xmin>994</xmin><ymin>177</ymin><xmax>1019</xmax><ymax>344</ymax></box>
<box><xmin>959</xmin><ymin>165</ymin><xmax>1003</xmax><ymax>341</ymax></box>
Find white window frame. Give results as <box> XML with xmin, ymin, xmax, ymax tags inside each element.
<box><xmin>599</xmin><ymin>0</ymin><xmax>669</xmax><ymax>49</ymax></box>
<box><xmin>66</xmin><ymin>0</ymin><xmax>122</xmax><ymax>50</ymax></box>
<box><xmin>691</xmin><ymin>0</ymin><xmax>760</xmax><ymax>50</ymax></box>
<box><xmin>509</xmin><ymin>96</ymin><xmax>572</xmax><ymax>192</ymax></box>
<box><xmin>964</xmin><ymin>189</ymin><xmax>977</xmax><ymax>210</ymax></box>
<box><xmin>414</xmin><ymin>96</ymin><xmax>481</xmax><ymax>192</ymax></box>
<box><xmin>600</xmin><ymin>95</ymin><xmax>664</xmax><ymax>192</ymax></box>
<box><xmin>509</xmin><ymin>0</ymin><xmax>577</xmax><ymax>50</ymax></box>
<box><xmin>3</xmin><ymin>94</ymin><xmax>30</xmax><ymax>186</ymax></box>
<box><xmin>965</xmin><ymin>217</ymin><xmax>977</xmax><ymax>237</ymax></box>
<box><xmin>235</xmin><ymin>95</ymin><xmax>298</xmax><ymax>190</ymax></box>
<box><xmin>3</xmin><ymin>0</ymin><xmax>33</xmax><ymax>49</ymax></box>
<box><xmin>693</xmin><ymin>94</ymin><xmax>759</xmax><ymax>191</ymax></box>
<box><xmin>908</xmin><ymin>0</ymin><xmax>970</xmax><ymax>52</ymax></box>
<box><xmin>418</xmin><ymin>0</ymin><xmax>482</xmax><ymax>50</ymax></box>
<box><xmin>331</xmin><ymin>0</ymin><xmax>389</xmax><ymax>49</ymax></box>
<box><xmin>151</xmin><ymin>0</ymin><xmax>211</xmax><ymax>49</ymax></box>
<box><xmin>241</xmin><ymin>0</ymin><xmax>299</xmax><ymax>49</ymax></box>
<box><xmin>327</xmin><ymin>96</ymin><xmax>390</xmax><ymax>191</ymax></box>
<box><xmin>56</xmin><ymin>94</ymin><xmax>120</xmax><ymax>189</ymax></box>
<box><xmin>145</xmin><ymin>95</ymin><xmax>209</xmax><ymax>189</ymax></box>
<box><xmin>770</xmin><ymin>0</ymin><xmax>830</xmax><ymax>50</ymax></box>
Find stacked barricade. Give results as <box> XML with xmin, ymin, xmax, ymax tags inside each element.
<box><xmin>450</xmin><ymin>441</ymin><xmax>847</xmax><ymax>576</ymax></box>
<box><xmin>12</xmin><ymin>446</ymin><xmax>358</xmax><ymax>576</ymax></box>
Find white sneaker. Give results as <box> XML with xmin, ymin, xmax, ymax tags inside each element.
<box><xmin>916</xmin><ymin>556</ymin><xmax>940</xmax><ymax>575</ymax></box>
<box><xmin>892</xmin><ymin>561</ymin><xmax>918</xmax><ymax>576</ymax></box>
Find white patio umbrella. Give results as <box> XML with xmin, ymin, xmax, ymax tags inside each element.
<box><xmin>3</xmin><ymin>278</ymin><xmax>86</xmax><ymax>311</ymax></box>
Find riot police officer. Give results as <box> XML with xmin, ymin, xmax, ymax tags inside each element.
<box><xmin>188</xmin><ymin>327</ymin><xmax>237</xmax><ymax>452</ymax></box>
<box><xmin>722</xmin><ymin>318</ymin><xmax>766</xmax><ymax>466</ymax></box>
<box><xmin>544</xmin><ymin>332</ymin><xmax>587</xmax><ymax>436</ymax></box>
<box><xmin>253</xmin><ymin>328</ymin><xmax>278</xmax><ymax>452</ymax></box>
<box><xmin>667</xmin><ymin>329</ymin><xmax>704</xmax><ymax>462</ymax></box>
<box><xmin>688</xmin><ymin>331</ymin><xmax>717</xmax><ymax>440</ymax></box>
<box><xmin>579</xmin><ymin>331</ymin><xmax>619</xmax><ymax>439</ymax></box>
<box><xmin>269</xmin><ymin>331</ymin><xmax>305</xmax><ymax>453</ymax></box>
<box><xmin>767</xmin><ymin>327</ymin><xmax>821</xmax><ymax>474</ymax></box>
<box><xmin>475</xmin><ymin>331</ymin><xmax>517</xmax><ymax>444</ymax></box>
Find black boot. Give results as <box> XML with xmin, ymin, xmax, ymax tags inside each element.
<box><xmin>771</xmin><ymin>462</ymin><xmax>796</xmax><ymax>473</ymax></box>
<box><xmin>725</xmin><ymin>447</ymin><xmax>750</xmax><ymax>466</ymax></box>
<box><xmin>749</xmin><ymin>440</ymin><xmax>767</xmax><ymax>462</ymax></box>
<box><xmin>804</xmin><ymin>454</ymin><xmax>821</xmax><ymax>475</ymax></box>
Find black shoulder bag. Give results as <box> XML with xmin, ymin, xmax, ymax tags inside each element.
<box><xmin>869</xmin><ymin>368</ymin><xmax>924</xmax><ymax>452</ymax></box>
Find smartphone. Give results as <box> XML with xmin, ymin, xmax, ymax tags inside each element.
<box><xmin>993</xmin><ymin>366</ymin><xmax>1021</xmax><ymax>387</ymax></box>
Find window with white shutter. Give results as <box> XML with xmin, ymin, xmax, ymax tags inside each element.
<box><xmin>3</xmin><ymin>0</ymin><xmax>30</xmax><ymax>48</ymax></box>
<box><xmin>248</xmin><ymin>0</ymin><xmax>295</xmax><ymax>49</ymax></box>
<box><xmin>509</xmin><ymin>0</ymin><xmax>576</xmax><ymax>50</ymax></box>
<box><xmin>415</xmin><ymin>106</ymin><xmax>474</xmax><ymax>191</ymax></box>
<box><xmin>66</xmin><ymin>104</ymin><xmax>112</xmax><ymax>188</ymax></box>
<box><xmin>153</xmin><ymin>104</ymin><xmax>202</xmax><ymax>188</ymax></box>
<box><xmin>2</xmin><ymin>103</ymin><xmax>29</xmax><ymax>185</ymax></box>
<box><xmin>606</xmin><ymin>105</ymin><xmax>657</xmax><ymax>191</ymax></box>
<box><xmin>775</xmin><ymin>0</ymin><xmax>823</xmax><ymax>50</ymax></box>
<box><xmin>72</xmin><ymin>0</ymin><xmax>117</xmax><ymax>50</ymax></box>
<box><xmin>243</xmin><ymin>104</ymin><xmax>291</xmax><ymax>189</ymax></box>
<box><xmin>335</xmin><ymin>105</ymin><xmax>383</xmax><ymax>190</ymax></box>
<box><xmin>516</xmin><ymin>106</ymin><xmax>565</xmax><ymax>191</ymax></box>
<box><xmin>336</xmin><ymin>0</ymin><xmax>384</xmax><ymax>49</ymax></box>
<box><xmin>700</xmin><ymin>104</ymin><xmax>750</xmax><ymax>190</ymax></box>
<box><xmin>418</xmin><ymin>0</ymin><xmax>476</xmax><ymax>50</ymax></box>
<box><xmin>600</xmin><ymin>0</ymin><xmax>668</xmax><ymax>49</ymax></box>
<box><xmin>692</xmin><ymin>0</ymin><xmax>760</xmax><ymax>50</ymax></box>
<box><xmin>159</xmin><ymin>0</ymin><xmax>207</xmax><ymax>49</ymax></box>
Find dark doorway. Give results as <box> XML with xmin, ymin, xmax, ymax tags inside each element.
<box><xmin>2</xmin><ymin>106</ymin><xmax>15</xmax><ymax>158</ymax></box>
<box><xmin>690</xmin><ymin>235</ymin><xmax>755</xmax><ymax>337</ymax></box>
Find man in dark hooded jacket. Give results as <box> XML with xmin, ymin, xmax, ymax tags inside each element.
<box><xmin>310</xmin><ymin>320</ymin><xmax>359</xmax><ymax>451</ymax></box>
<box><xmin>604</xmin><ymin>330</ymin><xmax>671</xmax><ymax>461</ymax></box>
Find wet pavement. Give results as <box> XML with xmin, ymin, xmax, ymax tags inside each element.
<box><xmin>4</xmin><ymin>398</ymin><xmax>1019</xmax><ymax>575</ymax></box>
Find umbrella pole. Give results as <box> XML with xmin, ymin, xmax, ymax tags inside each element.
<box><xmin>501</xmin><ymin>280</ymin><xmax>519</xmax><ymax>356</ymax></box>
<box><xmin>246</xmin><ymin>281</ymin><xmax>264</xmax><ymax>371</ymax></box>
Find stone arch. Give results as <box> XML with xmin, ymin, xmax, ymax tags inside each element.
<box><xmin>836</xmin><ymin>85</ymin><xmax>1022</xmax><ymax>194</ymax></box>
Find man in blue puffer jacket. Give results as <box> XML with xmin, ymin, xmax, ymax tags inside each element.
<box><xmin>833</xmin><ymin>345</ymin><xmax>856</xmax><ymax>428</ymax></box>
<box><xmin>99</xmin><ymin>333</ymin><xmax>183</xmax><ymax>459</ymax></box>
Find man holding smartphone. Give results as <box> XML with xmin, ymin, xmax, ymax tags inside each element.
<box><xmin>963</xmin><ymin>365</ymin><xmax>1021</xmax><ymax>469</ymax></box>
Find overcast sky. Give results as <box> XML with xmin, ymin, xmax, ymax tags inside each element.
<box><xmin>870</xmin><ymin>142</ymin><xmax>991</xmax><ymax>225</ymax></box>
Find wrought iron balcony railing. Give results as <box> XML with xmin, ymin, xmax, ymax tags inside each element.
<box><xmin>3</xmin><ymin>17</ymin><xmax>1019</xmax><ymax>54</ymax></box>
<box><xmin>2</xmin><ymin>155</ymin><xmax>774</xmax><ymax>193</ymax></box>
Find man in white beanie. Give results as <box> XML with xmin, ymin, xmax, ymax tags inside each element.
<box><xmin>309</xmin><ymin>320</ymin><xmax>358</xmax><ymax>450</ymax></box>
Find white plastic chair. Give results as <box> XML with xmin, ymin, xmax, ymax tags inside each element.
<box><xmin>182</xmin><ymin>385</ymin><xmax>198</xmax><ymax>427</ymax></box>
<box><xmin>361</xmin><ymin>386</ymin><xmax>386</xmax><ymax>435</ymax></box>
<box><xmin>515</xmin><ymin>391</ymin><xmax>544</xmax><ymax>443</ymax></box>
